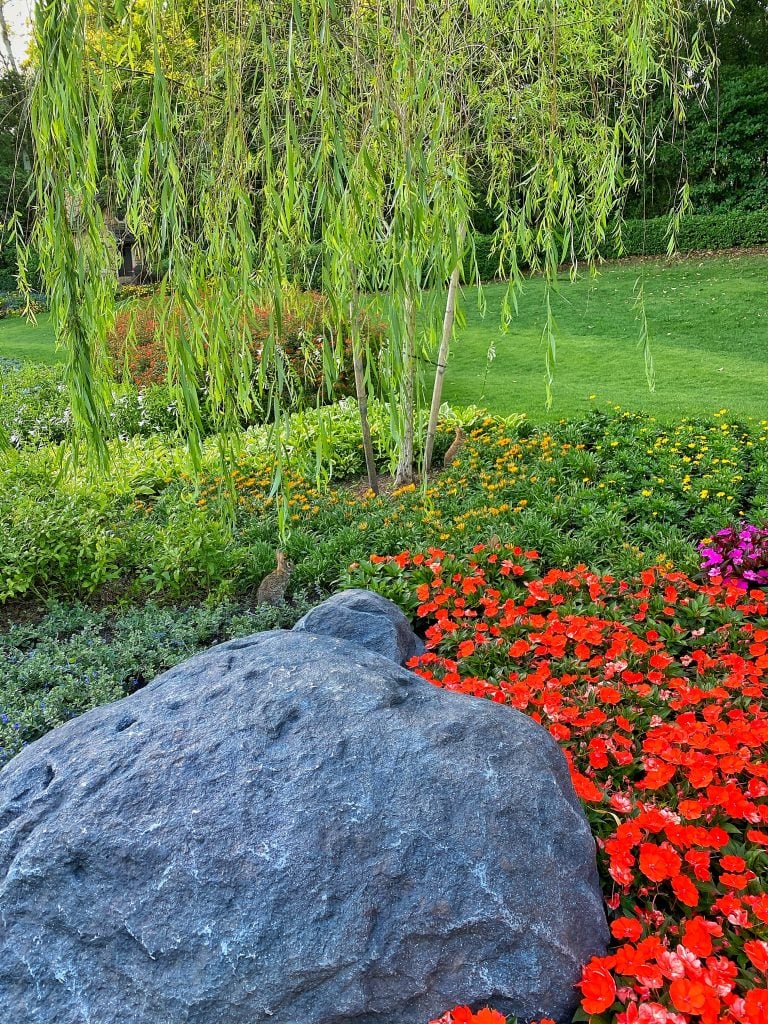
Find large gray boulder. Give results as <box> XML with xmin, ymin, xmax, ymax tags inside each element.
<box><xmin>0</xmin><ymin>601</ymin><xmax>608</xmax><ymax>1024</ymax></box>
<box><xmin>292</xmin><ymin>586</ymin><xmax>424</xmax><ymax>664</ymax></box>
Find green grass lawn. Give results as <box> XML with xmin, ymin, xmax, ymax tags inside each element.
<box><xmin>0</xmin><ymin>311</ymin><xmax>57</xmax><ymax>364</ymax></box>
<box><xmin>2</xmin><ymin>251</ymin><xmax>767</xmax><ymax>420</ymax></box>
<box><xmin>442</xmin><ymin>250</ymin><xmax>768</xmax><ymax>422</ymax></box>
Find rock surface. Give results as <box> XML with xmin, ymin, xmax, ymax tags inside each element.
<box><xmin>292</xmin><ymin>586</ymin><xmax>424</xmax><ymax>664</ymax></box>
<box><xmin>0</xmin><ymin>600</ymin><xmax>608</xmax><ymax>1024</ymax></box>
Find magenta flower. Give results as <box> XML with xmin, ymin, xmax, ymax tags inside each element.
<box><xmin>699</xmin><ymin>523</ymin><xmax>768</xmax><ymax>590</ymax></box>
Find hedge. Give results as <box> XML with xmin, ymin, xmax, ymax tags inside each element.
<box><xmin>467</xmin><ymin>209</ymin><xmax>768</xmax><ymax>281</ymax></box>
<box><xmin>614</xmin><ymin>209</ymin><xmax>768</xmax><ymax>258</ymax></box>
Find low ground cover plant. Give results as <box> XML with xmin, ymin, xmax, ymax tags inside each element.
<box><xmin>0</xmin><ymin>598</ymin><xmax>313</xmax><ymax>768</ymax></box>
<box><xmin>353</xmin><ymin>547</ymin><xmax>768</xmax><ymax>1024</ymax></box>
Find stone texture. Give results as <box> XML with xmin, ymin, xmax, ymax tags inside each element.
<box><xmin>0</xmin><ymin>606</ymin><xmax>608</xmax><ymax>1024</ymax></box>
<box><xmin>292</xmin><ymin>586</ymin><xmax>424</xmax><ymax>664</ymax></box>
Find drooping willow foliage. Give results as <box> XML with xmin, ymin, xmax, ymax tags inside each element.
<box><xmin>23</xmin><ymin>0</ymin><xmax>731</xmax><ymax>499</ymax></box>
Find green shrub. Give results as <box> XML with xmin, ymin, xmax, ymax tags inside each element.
<box><xmin>467</xmin><ymin>209</ymin><xmax>768</xmax><ymax>278</ymax></box>
<box><xmin>627</xmin><ymin>67</ymin><xmax>768</xmax><ymax>218</ymax></box>
<box><xmin>614</xmin><ymin>209</ymin><xmax>768</xmax><ymax>258</ymax></box>
<box><xmin>0</xmin><ymin>291</ymin><xmax>48</xmax><ymax>319</ymax></box>
<box><xmin>107</xmin><ymin>290</ymin><xmax>387</xmax><ymax>415</ymax></box>
<box><xmin>2</xmin><ymin>403</ymin><xmax>767</xmax><ymax>612</ymax></box>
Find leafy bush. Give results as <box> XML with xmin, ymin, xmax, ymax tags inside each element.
<box><xmin>469</xmin><ymin>208</ymin><xmax>768</xmax><ymax>278</ymax></box>
<box><xmin>628</xmin><ymin>67</ymin><xmax>768</xmax><ymax>218</ymax></box>
<box><xmin>0</xmin><ymin>361</ymin><xmax>181</xmax><ymax>448</ymax></box>
<box><xmin>107</xmin><ymin>290</ymin><xmax>386</xmax><ymax>412</ymax></box>
<box><xmin>0</xmin><ymin>363</ymin><xmax>72</xmax><ymax>446</ymax></box>
<box><xmin>614</xmin><ymin>209</ymin><xmax>768</xmax><ymax>258</ymax></box>
<box><xmin>0</xmin><ymin>291</ymin><xmax>48</xmax><ymax>318</ymax></box>
<box><xmin>3</xmin><ymin>404</ymin><xmax>768</xmax><ymax>609</ymax></box>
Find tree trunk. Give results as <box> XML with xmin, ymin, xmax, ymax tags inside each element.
<box><xmin>350</xmin><ymin>298</ymin><xmax>379</xmax><ymax>495</ymax></box>
<box><xmin>394</xmin><ymin>287</ymin><xmax>416</xmax><ymax>488</ymax></box>
<box><xmin>424</xmin><ymin>222</ymin><xmax>465</xmax><ymax>474</ymax></box>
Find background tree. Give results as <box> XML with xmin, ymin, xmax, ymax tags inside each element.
<box><xmin>625</xmin><ymin>0</ymin><xmax>768</xmax><ymax>219</ymax></box>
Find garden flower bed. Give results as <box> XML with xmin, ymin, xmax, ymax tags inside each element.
<box><xmin>351</xmin><ymin>548</ymin><xmax>768</xmax><ymax>1024</ymax></box>
<box><xmin>2</xmin><ymin>403</ymin><xmax>768</xmax><ymax>1022</ymax></box>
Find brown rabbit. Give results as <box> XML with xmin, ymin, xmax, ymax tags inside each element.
<box><xmin>443</xmin><ymin>425</ymin><xmax>466</xmax><ymax>468</ymax></box>
<box><xmin>488</xmin><ymin>534</ymin><xmax>501</xmax><ymax>550</ymax></box>
<box><xmin>257</xmin><ymin>550</ymin><xmax>294</xmax><ymax>606</ymax></box>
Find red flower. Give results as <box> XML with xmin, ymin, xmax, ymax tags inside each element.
<box><xmin>744</xmin><ymin>940</ymin><xmax>768</xmax><ymax>974</ymax></box>
<box><xmin>744</xmin><ymin>988</ymin><xmax>768</xmax><ymax>1024</ymax></box>
<box><xmin>671</xmin><ymin>873</ymin><xmax>699</xmax><ymax>907</ymax></box>
<box><xmin>611</xmin><ymin>917</ymin><xmax>644</xmax><ymax>942</ymax></box>
<box><xmin>669</xmin><ymin>977</ymin><xmax>720</xmax><ymax>1017</ymax></box>
<box><xmin>578</xmin><ymin>957</ymin><xmax>617</xmax><ymax>1013</ymax></box>
<box><xmin>682</xmin><ymin>917</ymin><xmax>722</xmax><ymax>958</ymax></box>
<box><xmin>639</xmin><ymin>843</ymin><xmax>682</xmax><ymax>882</ymax></box>
<box><xmin>474</xmin><ymin>1010</ymin><xmax>506</xmax><ymax>1024</ymax></box>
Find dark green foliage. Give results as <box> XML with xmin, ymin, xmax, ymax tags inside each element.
<box><xmin>714</xmin><ymin>0</ymin><xmax>768</xmax><ymax>66</ymax></box>
<box><xmin>615</xmin><ymin>208</ymin><xmax>768</xmax><ymax>255</ymax></box>
<box><xmin>628</xmin><ymin>67</ymin><xmax>768</xmax><ymax>218</ymax></box>
<box><xmin>470</xmin><ymin>209</ymin><xmax>768</xmax><ymax>275</ymax></box>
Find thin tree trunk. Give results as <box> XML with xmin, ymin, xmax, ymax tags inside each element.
<box><xmin>424</xmin><ymin>222</ymin><xmax>465</xmax><ymax>474</ymax></box>
<box><xmin>394</xmin><ymin>286</ymin><xmax>416</xmax><ymax>488</ymax></box>
<box><xmin>349</xmin><ymin>295</ymin><xmax>379</xmax><ymax>495</ymax></box>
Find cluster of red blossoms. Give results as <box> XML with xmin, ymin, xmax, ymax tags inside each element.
<box><xmin>428</xmin><ymin>1008</ymin><xmax>513</xmax><ymax>1024</ymax></box>
<box><xmin>360</xmin><ymin>546</ymin><xmax>768</xmax><ymax>1024</ymax></box>
<box><xmin>428</xmin><ymin>1008</ymin><xmax>554</xmax><ymax>1024</ymax></box>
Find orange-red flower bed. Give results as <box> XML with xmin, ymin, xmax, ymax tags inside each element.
<box><xmin>355</xmin><ymin>546</ymin><xmax>768</xmax><ymax>1024</ymax></box>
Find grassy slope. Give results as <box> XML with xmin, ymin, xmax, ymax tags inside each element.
<box><xmin>442</xmin><ymin>251</ymin><xmax>768</xmax><ymax>422</ymax></box>
<box><xmin>2</xmin><ymin>252</ymin><xmax>767</xmax><ymax>419</ymax></box>
<box><xmin>0</xmin><ymin>312</ymin><xmax>58</xmax><ymax>364</ymax></box>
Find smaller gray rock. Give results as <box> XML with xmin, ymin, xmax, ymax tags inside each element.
<box><xmin>292</xmin><ymin>588</ymin><xmax>424</xmax><ymax>664</ymax></box>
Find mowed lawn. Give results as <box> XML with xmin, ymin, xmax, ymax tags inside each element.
<box><xmin>0</xmin><ymin>311</ymin><xmax>57</xmax><ymax>363</ymax></box>
<box><xmin>1</xmin><ymin>252</ymin><xmax>766</xmax><ymax>420</ymax></box>
<box><xmin>442</xmin><ymin>250</ymin><xmax>768</xmax><ymax>421</ymax></box>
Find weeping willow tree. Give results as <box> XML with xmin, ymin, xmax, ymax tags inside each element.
<box><xmin>23</xmin><ymin>0</ymin><xmax>731</xmax><ymax>499</ymax></box>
